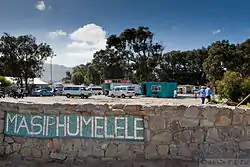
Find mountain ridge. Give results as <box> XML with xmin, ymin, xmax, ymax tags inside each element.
<box><xmin>41</xmin><ymin>63</ymin><xmax>73</xmax><ymax>83</ymax></box>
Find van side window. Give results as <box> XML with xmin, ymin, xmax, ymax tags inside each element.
<box><xmin>81</xmin><ymin>87</ymin><xmax>86</xmax><ymax>91</ymax></box>
<box><xmin>72</xmin><ymin>87</ymin><xmax>80</xmax><ymax>91</ymax></box>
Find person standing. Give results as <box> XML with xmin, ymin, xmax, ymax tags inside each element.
<box><xmin>205</xmin><ymin>86</ymin><xmax>212</xmax><ymax>103</ymax></box>
<box><xmin>199</xmin><ymin>86</ymin><xmax>206</xmax><ymax>104</ymax></box>
<box><xmin>173</xmin><ymin>89</ymin><xmax>177</xmax><ymax>98</ymax></box>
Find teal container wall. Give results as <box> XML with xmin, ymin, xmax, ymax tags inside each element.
<box><xmin>102</xmin><ymin>83</ymin><xmax>110</xmax><ymax>94</ymax></box>
<box><xmin>140</xmin><ymin>82</ymin><xmax>177</xmax><ymax>98</ymax></box>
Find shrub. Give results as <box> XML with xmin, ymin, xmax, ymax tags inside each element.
<box><xmin>216</xmin><ymin>71</ymin><xmax>250</xmax><ymax>102</ymax></box>
<box><xmin>0</xmin><ymin>76</ymin><xmax>12</xmax><ymax>87</ymax></box>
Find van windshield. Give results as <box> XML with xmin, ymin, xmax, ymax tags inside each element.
<box><xmin>127</xmin><ymin>87</ymin><xmax>135</xmax><ymax>91</ymax></box>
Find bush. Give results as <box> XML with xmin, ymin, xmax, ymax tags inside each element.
<box><xmin>71</xmin><ymin>72</ymin><xmax>85</xmax><ymax>85</ymax></box>
<box><xmin>0</xmin><ymin>76</ymin><xmax>12</xmax><ymax>87</ymax></box>
<box><xmin>216</xmin><ymin>71</ymin><xmax>250</xmax><ymax>102</ymax></box>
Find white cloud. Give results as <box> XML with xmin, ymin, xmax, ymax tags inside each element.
<box><xmin>48</xmin><ymin>30</ymin><xmax>67</xmax><ymax>39</ymax></box>
<box><xmin>46</xmin><ymin>23</ymin><xmax>107</xmax><ymax>67</ymax></box>
<box><xmin>213</xmin><ymin>29</ymin><xmax>222</xmax><ymax>35</ymax></box>
<box><xmin>64</xmin><ymin>23</ymin><xmax>106</xmax><ymax>66</ymax></box>
<box><xmin>35</xmin><ymin>0</ymin><xmax>46</xmax><ymax>11</ymax></box>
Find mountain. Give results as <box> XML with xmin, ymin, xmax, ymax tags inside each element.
<box><xmin>41</xmin><ymin>63</ymin><xmax>73</xmax><ymax>83</ymax></box>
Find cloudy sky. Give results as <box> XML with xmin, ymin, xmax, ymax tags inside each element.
<box><xmin>1</xmin><ymin>0</ymin><xmax>250</xmax><ymax>67</ymax></box>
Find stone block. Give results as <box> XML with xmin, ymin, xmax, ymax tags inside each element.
<box><xmin>105</xmin><ymin>143</ymin><xmax>118</xmax><ymax>157</ymax></box>
<box><xmin>166</xmin><ymin>120</ymin><xmax>182</xmax><ymax>132</ymax></box>
<box><xmin>4</xmin><ymin>136</ymin><xmax>14</xmax><ymax>144</ymax></box>
<box><xmin>31</xmin><ymin>148</ymin><xmax>42</xmax><ymax>158</ymax></box>
<box><xmin>184</xmin><ymin>106</ymin><xmax>201</xmax><ymax>118</ymax></box>
<box><xmin>232</xmin><ymin>113</ymin><xmax>243</xmax><ymax>125</ymax></box>
<box><xmin>117</xmin><ymin>143</ymin><xmax>131</xmax><ymax>160</ymax></box>
<box><xmin>161</xmin><ymin>105</ymin><xmax>186</xmax><ymax>119</ymax></box>
<box><xmin>0</xmin><ymin>111</ymin><xmax>4</xmax><ymax>119</ymax></box>
<box><xmin>150</xmin><ymin>116</ymin><xmax>165</xmax><ymax>130</ymax></box>
<box><xmin>12</xmin><ymin>143</ymin><xmax>21</xmax><ymax>153</ymax></box>
<box><xmin>191</xmin><ymin>129</ymin><xmax>204</xmax><ymax>143</ymax></box>
<box><xmin>180</xmin><ymin>118</ymin><xmax>199</xmax><ymax>128</ymax></box>
<box><xmin>200</xmin><ymin>119</ymin><xmax>214</xmax><ymax>127</ymax></box>
<box><xmin>217</xmin><ymin>126</ymin><xmax>244</xmax><ymax>142</ymax></box>
<box><xmin>5</xmin><ymin>144</ymin><xmax>13</xmax><ymax>155</ymax></box>
<box><xmin>157</xmin><ymin>145</ymin><xmax>169</xmax><ymax>157</ymax></box>
<box><xmin>205</xmin><ymin>128</ymin><xmax>221</xmax><ymax>143</ymax></box>
<box><xmin>214</xmin><ymin>109</ymin><xmax>232</xmax><ymax>126</ymax></box>
<box><xmin>20</xmin><ymin>147</ymin><xmax>32</xmax><ymax>157</ymax></box>
<box><xmin>49</xmin><ymin>152</ymin><xmax>67</xmax><ymax>161</ymax></box>
<box><xmin>239</xmin><ymin>141</ymin><xmax>250</xmax><ymax>150</ymax></box>
<box><xmin>123</xmin><ymin>105</ymin><xmax>141</xmax><ymax>112</ymax></box>
<box><xmin>173</xmin><ymin>130</ymin><xmax>192</xmax><ymax>144</ymax></box>
<box><xmin>112</xmin><ymin>104</ymin><xmax>125</xmax><ymax>109</ymax></box>
<box><xmin>151</xmin><ymin>131</ymin><xmax>172</xmax><ymax>144</ymax></box>
<box><xmin>12</xmin><ymin>136</ymin><xmax>27</xmax><ymax>144</ymax></box>
<box><xmin>0</xmin><ymin>120</ymin><xmax>4</xmax><ymax>134</ymax></box>
<box><xmin>144</xmin><ymin>144</ymin><xmax>159</xmax><ymax>159</ymax></box>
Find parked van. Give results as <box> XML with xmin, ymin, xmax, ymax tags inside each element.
<box><xmin>109</xmin><ymin>86</ymin><xmax>135</xmax><ymax>98</ymax></box>
<box><xmin>87</xmin><ymin>86</ymin><xmax>102</xmax><ymax>95</ymax></box>
<box><xmin>62</xmin><ymin>85</ymin><xmax>91</xmax><ymax>98</ymax></box>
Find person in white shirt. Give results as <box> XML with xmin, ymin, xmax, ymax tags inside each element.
<box><xmin>173</xmin><ymin>89</ymin><xmax>177</xmax><ymax>98</ymax></box>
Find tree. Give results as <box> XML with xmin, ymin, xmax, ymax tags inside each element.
<box><xmin>203</xmin><ymin>40</ymin><xmax>238</xmax><ymax>82</ymax></box>
<box><xmin>62</xmin><ymin>71</ymin><xmax>72</xmax><ymax>83</ymax></box>
<box><xmin>71</xmin><ymin>72</ymin><xmax>85</xmax><ymax>85</ymax></box>
<box><xmin>0</xmin><ymin>76</ymin><xmax>11</xmax><ymax>87</ymax></box>
<box><xmin>216</xmin><ymin>71</ymin><xmax>250</xmax><ymax>102</ymax></box>
<box><xmin>93</xmin><ymin>26</ymin><xmax>164</xmax><ymax>83</ymax></box>
<box><xmin>0</xmin><ymin>33</ymin><xmax>54</xmax><ymax>88</ymax></box>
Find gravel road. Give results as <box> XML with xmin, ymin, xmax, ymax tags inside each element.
<box><xmin>0</xmin><ymin>94</ymin><xmax>204</xmax><ymax>106</ymax></box>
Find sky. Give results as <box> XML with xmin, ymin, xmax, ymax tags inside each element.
<box><xmin>0</xmin><ymin>0</ymin><xmax>250</xmax><ymax>67</ymax></box>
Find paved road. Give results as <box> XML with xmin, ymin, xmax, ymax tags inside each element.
<box><xmin>0</xmin><ymin>94</ymin><xmax>207</xmax><ymax>106</ymax></box>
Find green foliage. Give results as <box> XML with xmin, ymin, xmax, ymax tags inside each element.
<box><xmin>62</xmin><ymin>71</ymin><xmax>72</xmax><ymax>83</ymax></box>
<box><xmin>247</xmin><ymin>103</ymin><xmax>250</xmax><ymax>108</ymax></box>
<box><xmin>0</xmin><ymin>33</ymin><xmax>54</xmax><ymax>88</ymax></box>
<box><xmin>0</xmin><ymin>76</ymin><xmax>11</xmax><ymax>87</ymax></box>
<box><xmin>71</xmin><ymin>72</ymin><xmax>85</xmax><ymax>85</ymax></box>
<box><xmin>216</xmin><ymin>71</ymin><xmax>250</xmax><ymax>102</ymax></box>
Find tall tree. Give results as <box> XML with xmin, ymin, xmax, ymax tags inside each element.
<box><xmin>0</xmin><ymin>33</ymin><xmax>54</xmax><ymax>88</ymax></box>
<box><xmin>101</xmin><ymin>26</ymin><xmax>164</xmax><ymax>82</ymax></box>
<box><xmin>62</xmin><ymin>71</ymin><xmax>72</xmax><ymax>83</ymax></box>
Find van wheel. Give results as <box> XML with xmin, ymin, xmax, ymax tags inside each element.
<box><xmin>129</xmin><ymin>96</ymin><xmax>132</xmax><ymax>98</ymax></box>
<box><xmin>66</xmin><ymin>94</ymin><xmax>71</xmax><ymax>98</ymax></box>
<box><xmin>85</xmin><ymin>96</ymin><xmax>89</xmax><ymax>99</ymax></box>
<box><xmin>121</xmin><ymin>94</ymin><xmax>125</xmax><ymax>98</ymax></box>
<box><xmin>111</xmin><ymin>94</ymin><xmax>115</xmax><ymax>98</ymax></box>
<box><xmin>81</xmin><ymin>95</ymin><xmax>85</xmax><ymax>99</ymax></box>
<box><xmin>98</xmin><ymin>92</ymin><xmax>101</xmax><ymax>95</ymax></box>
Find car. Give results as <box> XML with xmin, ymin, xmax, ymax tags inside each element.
<box><xmin>87</xmin><ymin>86</ymin><xmax>102</xmax><ymax>95</ymax></box>
<box><xmin>62</xmin><ymin>85</ymin><xmax>92</xmax><ymax>98</ymax></box>
<box><xmin>33</xmin><ymin>89</ymin><xmax>54</xmax><ymax>96</ymax></box>
<box><xmin>109</xmin><ymin>86</ymin><xmax>135</xmax><ymax>98</ymax></box>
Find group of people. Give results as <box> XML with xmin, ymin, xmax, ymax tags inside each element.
<box><xmin>199</xmin><ymin>86</ymin><xmax>212</xmax><ymax>104</ymax></box>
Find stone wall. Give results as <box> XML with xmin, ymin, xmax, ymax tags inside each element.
<box><xmin>0</xmin><ymin>101</ymin><xmax>250</xmax><ymax>165</ymax></box>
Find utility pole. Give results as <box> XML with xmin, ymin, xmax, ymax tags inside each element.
<box><xmin>50</xmin><ymin>56</ymin><xmax>53</xmax><ymax>85</ymax></box>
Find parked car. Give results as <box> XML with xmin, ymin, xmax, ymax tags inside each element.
<box><xmin>33</xmin><ymin>89</ymin><xmax>54</xmax><ymax>96</ymax></box>
<box><xmin>87</xmin><ymin>86</ymin><xmax>102</xmax><ymax>95</ymax></box>
<box><xmin>62</xmin><ymin>85</ymin><xmax>92</xmax><ymax>98</ymax></box>
<box><xmin>109</xmin><ymin>86</ymin><xmax>135</xmax><ymax>98</ymax></box>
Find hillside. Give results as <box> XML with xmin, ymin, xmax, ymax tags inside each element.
<box><xmin>41</xmin><ymin>63</ymin><xmax>72</xmax><ymax>83</ymax></box>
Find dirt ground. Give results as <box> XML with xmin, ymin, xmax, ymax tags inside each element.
<box><xmin>0</xmin><ymin>94</ymin><xmax>218</xmax><ymax>106</ymax></box>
